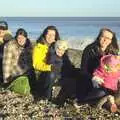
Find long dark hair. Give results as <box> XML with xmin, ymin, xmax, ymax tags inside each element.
<box><xmin>15</xmin><ymin>28</ymin><xmax>31</xmax><ymax>48</ymax></box>
<box><xmin>36</xmin><ymin>26</ymin><xmax>60</xmax><ymax>43</ymax></box>
<box><xmin>94</xmin><ymin>28</ymin><xmax>119</xmax><ymax>54</ymax></box>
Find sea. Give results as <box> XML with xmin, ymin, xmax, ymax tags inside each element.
<box><xmin>1</xmin><ymin>17</ymin><xmax>120</xmax><ymax>50</ymax></box>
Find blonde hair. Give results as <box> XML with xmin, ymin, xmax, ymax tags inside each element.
<box><xmin>55</xmin><ymin>40</ymin><xmax>68</xmax><ymax>51</ymax></box>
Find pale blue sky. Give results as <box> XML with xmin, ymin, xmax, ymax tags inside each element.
<box><xmin>1</xmin><ymin>0</ymin><xmax>120</xmax><ymax>17</ymax></box>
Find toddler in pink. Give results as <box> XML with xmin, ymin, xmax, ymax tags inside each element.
<box><xmin>92</xmin><ymin>54</ymin><xmax>120</xmax><ymax>112</ymax></box>
<box><xmin>93</xmin><ymin>54</ymin><xmax>120</xmax><ymax>91</ymax></box>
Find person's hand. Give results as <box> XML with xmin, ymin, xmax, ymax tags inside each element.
<box><xmin>92</xmin><ymin>76</ymin><xmax>104</xmax><ymax>85</ymax></box>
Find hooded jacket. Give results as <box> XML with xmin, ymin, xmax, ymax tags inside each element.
<box><xmin>93</xmin><ymin>55</ymin><xmax>120</xmax><ymax>91</ymax></box>
<box><xmin>32</xmin><ymin>43</ymin><xmax>52</xmax><ymax>71</ymax></box>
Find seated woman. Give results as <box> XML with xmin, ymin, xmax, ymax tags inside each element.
<box><xmin>2</xmin><ymin>28</ymin><xmax>33</xmax><ymax>95</ymax></box>
<box><xmin>32</xmin><ymin>26</ymin><xmax>60</xmax><ymax>98</ymax></box>
<box><xmin>76</xmin><ymin>28</ymin><xmax>119</xmax><ymax>103</ymax></box>
<box><xmin>93</xmin><ymin>54</ymin><xmax>120</xmax><ymax>112</ymax></box>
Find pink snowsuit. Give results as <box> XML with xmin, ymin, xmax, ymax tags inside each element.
<box><xmin>93</xmin><ymin>54</ymin><xmax>120</xmax><ymax>91</ymax></box>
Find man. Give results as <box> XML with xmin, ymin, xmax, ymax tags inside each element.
<box><xmin>0</xmin><ymin>21</ymin><xmax>13</xmax><ymax>83</ymax></box>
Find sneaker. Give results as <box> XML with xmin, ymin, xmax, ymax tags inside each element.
<box><xmin>73</xmin><ymin>100</ymin><xmax>81</xmax><ymax>109</ymax></box>
<box><xmin>110</xmin><ymin>104</ymin><xmax>118</xmax><ymax>113</ymax></box>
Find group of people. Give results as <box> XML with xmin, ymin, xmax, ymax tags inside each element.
<box><xmin>0</xmin><ymin>21</ymin><xmax>71</xmax><ymax>99</ymax></box>
<box><xmin>0</xmin><ymin>21</ymin><xmax>120</xmax><ymax>112</ymax></box>
<box><xmin>77</xmin><ymin>28</ymin><xmax>120</xmax><ymax>112</ymax></box>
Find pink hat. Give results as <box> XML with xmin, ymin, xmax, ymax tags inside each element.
<box><xmin>101</xmin><ymin>55</ymin><xmax>120</xmax><ymax>67</ymax></box>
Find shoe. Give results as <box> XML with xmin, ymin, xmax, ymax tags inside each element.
<box><xmin>73</xmin><ymin>100</ymin><xmax>81</xmax><ymax>109</ymax></box>
<box><xmin>110</xmin><ymin>104</ymin><xmax>118</xmax><ymax>113</ymax></box>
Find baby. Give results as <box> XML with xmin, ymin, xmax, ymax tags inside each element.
<box><xmin>92</xmin><ymin>54</ymin><xmax>120</xmax><ymax>112</ymax></box>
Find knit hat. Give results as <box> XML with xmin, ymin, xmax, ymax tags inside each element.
<box><xmin>0</xmin><ymin>21</ymin><xmax>8</xmax><ymax>30</ymax></box>
<box><xmin>55</xmin><ymin>40</ymin><xmax>68</xmax><ymax>51</ymax></box>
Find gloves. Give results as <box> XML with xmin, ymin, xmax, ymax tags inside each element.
<box><xmin>92</xmin><ymin>76</ymin><xmax>104</xmax><ymax>85</ymax></box>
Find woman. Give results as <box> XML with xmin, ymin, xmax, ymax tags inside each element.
<box><xmin>77</xmin><ymin>28</ymin><xmax>119</xmax><ymax>102</ymax></box>
<box><xmin>32</xmin><ymin>26</ymin><xmax>60</xmax><ymax>99</ymax></box>
<box><xmin>2</xmin><ymin>28</ymin><xmax>33</xmax><ymax>95</ymax></box>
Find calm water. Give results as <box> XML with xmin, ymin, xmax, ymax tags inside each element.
<box><xmin>1</xmin><ymin>17</ymin><xmax>120</xmax><ymax>50</ymax></box>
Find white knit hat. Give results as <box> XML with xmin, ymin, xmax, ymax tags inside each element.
<box><xmin>55</xmin><ymin>40</ymin><xmax>68</xmax><ymax>51</ymax></box>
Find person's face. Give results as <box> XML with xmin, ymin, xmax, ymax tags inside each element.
<box><xmin>45</xmin><ymin>30</ymin><xmax>56</xmax><ymax>45</ymax></box>
<box><xmin>100</xmin><ymin>30</ymin><xmax>113</xmax><ymax>50</ymax></box>
<box><xmin>17</xmin><ymin>35</ymin><xmax>26</xmax><ymax>46</ymax></box>
<box><xmin>110</xmin><ymin>64</ymin><xmax>120</xmax><ymax>73</ymax></box>
<box><xmin>107</xmin><ymin>56</ymin><xmax>120</xmax><ymax>72</ymax></box>
<box><xmin>56</xmin><ymin>47</ymin><xmax>66</xmax><ymax>57</ymax></box>
<box><xmin>0</xmin><ymin>29</ymin><xmax>6</xmax><ymax>38</ymax></box>
<box><xmin>113</xmin><ymin>56</ymin><xmax>120</xmax><ymax>72</ymax></box>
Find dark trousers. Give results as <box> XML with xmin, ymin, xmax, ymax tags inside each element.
<box><xmin>25</xmin><ymin>69</ymin><xmax>36</xmax><ymax>95</ymax></box>
<box><xmin>44</xmin><ymin>72</ymin><xmax>61</xmax><ymax>100</ymax></box>
<box><xmin>84</xmin><ymin>80</ymin><xmax>110</xmax><ymax>101</ymax></box>
<box><xmin>76</xmin><ymin>71</ymin><xmax>93</xmax><ymax>101</ymax></box>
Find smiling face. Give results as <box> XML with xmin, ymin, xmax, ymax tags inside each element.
<box><xmin>100</xmin><ymin>30</ymin><xmax>113</xmax><ymax>51</ymax></box>
<box><xmin>17</xmin><ymin>35</ymin><xmax>26</xmax><ymax>46</ymax></box>
<box><xmin>112</xmin><ymin>56</ymin><xmax>120</xmax><ymax>72</ymax></box>
<box><xmin>56</xmin><ymin>47</ymin><xmax>66</xmax><ymax>57</ymax></box>
<box><xmin>104</xmin><ymin>55</ymin><xmax>120</xmax><ymax>73</ymax></box>
<box><xmin>45</xmin><ymin>30</ymin><xmax>56</xmax><ymax>45</ymax></box>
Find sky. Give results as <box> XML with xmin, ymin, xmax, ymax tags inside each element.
<box><xmin>0</xmin><ymin>0</ymin><xmax>120</xmax><ymax>17</ymax></box>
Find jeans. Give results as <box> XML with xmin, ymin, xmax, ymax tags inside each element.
<box><xmin>84</xmin><ymin>80</ymin><xmax>109</xmax><ymax>101</ymax></box>
<box><xmin>44</xmin><ymin>72</ymin><xmax>61</xmax><ymax>100</ymax></box>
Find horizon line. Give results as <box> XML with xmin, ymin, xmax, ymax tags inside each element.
<box><xmin>1</xmin><ymin>16</ymin><xmax>120</xmax><ymax>18</ymax></box>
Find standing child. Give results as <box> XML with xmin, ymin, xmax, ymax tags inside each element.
<box><xmin>44</xmin><ymin>40</ymin><xmax>69</xmax><ymax>100</ymax></box>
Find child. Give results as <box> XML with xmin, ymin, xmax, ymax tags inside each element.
<box><xmin>92</xmin><ymin>54</ymin><xmax>120</xmax><ymax>112</ymax></box>
<box><xmin>44</xmin><ymin>40</ymin><xmax>69</xmax><ymax>100</ymax></box>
